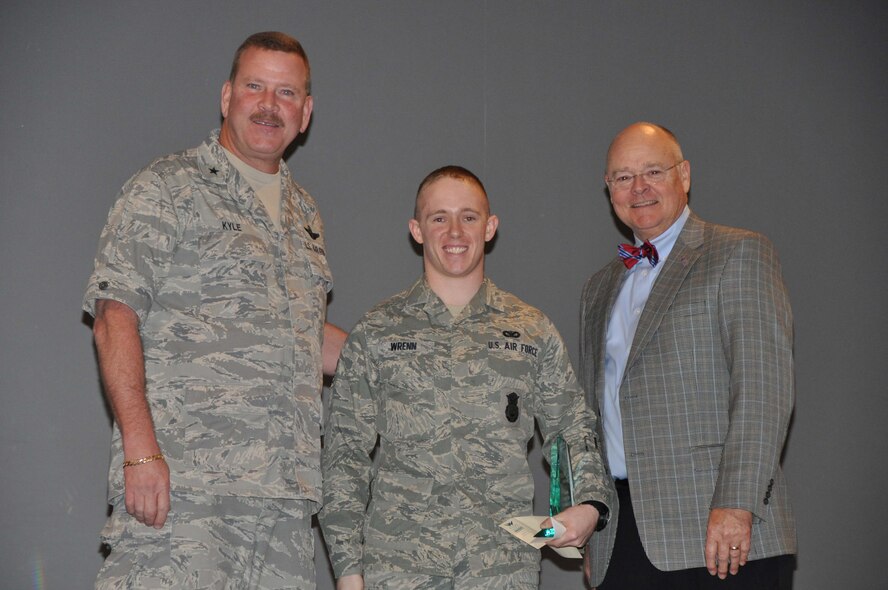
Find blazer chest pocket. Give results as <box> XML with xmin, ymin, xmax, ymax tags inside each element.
<box><xmin>671</xmin><ymin>299</ymin><xmax>708</xmax><ymax>317</ymax></box>
<box><xmin>660</xmin><ymin>299</ymin><xmax>716</xmax><ymax>349</ymax></box>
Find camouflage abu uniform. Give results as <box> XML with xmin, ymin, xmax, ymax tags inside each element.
<box><xmin>83</xmin><ymin>130</ymin><xmax>332</xmax><ymax>504</ymax></box>
<box><xmin>320</xmin><ymin>278</ymin><xmax>611</xmax><ymax>581</ymax></box>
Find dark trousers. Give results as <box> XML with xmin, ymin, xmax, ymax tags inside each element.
<box><xmin>598</xmin><ymin>479</ymin><xmax>794</xmax><ymax>590</ymax></box>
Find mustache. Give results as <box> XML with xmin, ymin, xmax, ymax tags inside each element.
<box><xmin>250</xmin><ymin>112</ymin><xmax>284</xmax><ymax>127</ymax></box>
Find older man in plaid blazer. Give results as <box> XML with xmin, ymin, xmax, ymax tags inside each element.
<box><xmin>581</xmin><ymin>122</ymin><xmax>797</xmax><ymax>589</ymax></box>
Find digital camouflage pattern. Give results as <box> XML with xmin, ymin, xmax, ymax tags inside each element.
<box><xmin>363</xmin><ymin>568</ymin><xmax>538</xmax><ymax>589</ymax></box>
<box><xmin>84</xmin><ymin>131</ymin><xmax>332</xmax><ymax>502</ymax></box>
<box><xmin>96</xmin><ymin>493</ymin><xmax>315</xmax><ymax>589</ymax></box>
<box><xmin>320</xmin><ymin>278</ymin><xmax>611</xmax><ymax>580</ymax></box>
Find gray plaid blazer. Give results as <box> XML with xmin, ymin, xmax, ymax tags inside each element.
<box><xmin>581</xmin><ymin>213</ymin><xmax>797</xmax><ymax>587</ymax></box>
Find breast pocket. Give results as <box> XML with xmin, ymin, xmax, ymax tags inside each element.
<box><xmin>484</xmin><ymin>384</ymin><xmax>534</xmax><ymax>442</ymax></box>
<box><xmin>198</xmin><ymin>230</ymin><xmax>271</xmax><ymax>319</ymax></box>
<box><xmin>670</xmin><ymin>299</ymin><xmax>708</xmax><ymax>317</ymax></box>
<box><xmin>483</xmin><ymin>353</ymin><xmax>537</xmax><ymax>442</ymax></box>
<box><xmin>286</xmin><ymin>236</ymin><xmax>332</xmax><ymax>326</ymax></box>
<box><xmin>377</xmin><ymin>352</ymin><xmax>437</xmax><ymax>442</ymax></box>
<box><xmin>300</xmin><ymin>239</ymin><xmax>332</xmax><ymax>292</ymax></box>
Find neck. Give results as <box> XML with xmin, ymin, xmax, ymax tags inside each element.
<box><xmin>425</xmin><ymin>273</ymin><xmax>484</xmax><ymax>307</ymax></box>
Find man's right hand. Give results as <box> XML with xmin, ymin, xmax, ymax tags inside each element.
<box><xmin>123</xmin><ymin>456</ymin><xmax>170</xmax><ymax>528</ymax></box>
<box><xmin>336</xmin><ymin>574</ymin><xmax>364</xmax><ymax>590</ymax></box>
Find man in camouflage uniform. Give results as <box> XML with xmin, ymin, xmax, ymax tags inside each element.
<box><xmin>84</xmin><ymin>32</ymin><xmax>346</xmax><ymax>589</ymax></box>
<box><xmin>320</xmin><ymin>166</ymin><xmax>613</xmax><ymax>590</ymax></box>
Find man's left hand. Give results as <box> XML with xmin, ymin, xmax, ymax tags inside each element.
<box><xmin>543</xmin><ymin>503</ymin><xmax>600</xmax><ymax>548</ymax></box>
<box><xmin>705</xmin><ymin>507</ymin><xmax>753</xmax><ymax>579</ymax></box>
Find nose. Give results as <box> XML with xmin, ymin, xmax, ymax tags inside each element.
<box><xmin>258</xmin><ymin>89</ymin><xmax>279</xmax><ymax>111</ymax></box>
<box><xmin>631</xmin><ymin>174</ymin><xmax>649</xmax><ymax>193</ymax></box>
<box><xmin>447</xmin><ymin>220</ymin><xmax>463</xmax><ymax>237</ymax></box>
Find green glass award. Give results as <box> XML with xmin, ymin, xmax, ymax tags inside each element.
<box><xmin>536</xmin><ymin>434</ymin><xmax>575</xmax><ymax>538</ymax></box>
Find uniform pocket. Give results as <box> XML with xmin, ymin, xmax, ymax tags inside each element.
<box><xmin>377</xmin><ymin>353</ymin><xmax>437</xmax><ymax>442</ymax></box>
<box><xmin>198</xmin><ymin>230</ymin><xmax>271</xmax><ymax>318</ymax></box>
<box><xmin>486</xmin><ymin>471</ymin><xmax>534</xmax><ymax>509</ymax></box>
<box><xmin>379</xmin><ymin>386</ymin><xmax>436</xmax><ymax>442</ymax></box>
<box><xmin>182</xmin><ymin>384</ymin><xmax>279</xmax><ymax>477</ymax></box>
<box><xmin>467</xmin><ymin>488</ymin><xmax>539</xmax><ymax>575</ymax></box>
<box><xmin>364</xmin><ymin>471</ymin><xmax>436</xmax><ymax>556</ymax></box>
<box><xmin>300</xmin><ymin>237</ymin><xmax>332</xmax><ymax>291</ymax></box>
<box><xmin>492</xmin><ymin>385</ymin><xmax>534</xmax><ymax>439</ymax></box>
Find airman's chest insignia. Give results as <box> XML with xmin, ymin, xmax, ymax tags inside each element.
<box><xmin>505</xmin><ymin>392</ymin><xmax>520</xmax><ymax>422</ymax></box>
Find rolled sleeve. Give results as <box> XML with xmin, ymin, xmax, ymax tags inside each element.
<box><xmin>83</xmin><ymin>168</ymin><xmax>181</xmax><ymax>323</ymax></box>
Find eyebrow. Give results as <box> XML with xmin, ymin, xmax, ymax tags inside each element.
<box><xmin>611</xmin><ymin>161</ymin><xmax>668</xmax><ymax>172</ymax></box>
<box><xmin>424</xmin><ymin>207</ymin><xmax>482</xmax><ymax>217</ymax></box>
<box><xmin>609</xmin><ymin>163</ymin><xmax>671</xmax><ymax>177</ymax></box>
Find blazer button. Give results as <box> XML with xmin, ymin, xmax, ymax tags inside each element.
<box><xmin>763</xmin><ymin>498</ymin><xmax>770</xmax><ymax>505</ymax></box>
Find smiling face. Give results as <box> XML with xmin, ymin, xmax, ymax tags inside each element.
<box><xmin>409</xmin><ymin>176</ymin><xmax>498</xmax><ymax>290</ymax></box>
<box><xmin>605</xmin><ymin>123</ymin><xmax>690</xmax><ymax>241</ymax></box>
<box><xmin>219</xmin><ymin>47</ymin><xmax>313</xmax><ymax>173</ymax></box>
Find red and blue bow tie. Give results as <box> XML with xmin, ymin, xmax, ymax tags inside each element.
<box><xmin>618</xmin><ymin>241</ymin><xmax>659</xmax><ymax>269</ymax></box>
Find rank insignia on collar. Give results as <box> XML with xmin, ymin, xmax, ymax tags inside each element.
<box><xmin>209</xmin><ymin>166</ymin><xmax>218</xmax><ymax>175</ymax></box>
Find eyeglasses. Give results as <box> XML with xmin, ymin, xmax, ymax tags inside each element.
<box><xmin>606</xmin><ymin>160</ymin><xmax>684</xmax><ymax>191</ymax></box>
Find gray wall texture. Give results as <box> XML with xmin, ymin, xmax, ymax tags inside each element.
<box><xmin>2</xmin><ymin>1</ymin><xmax>886</xmax><ymax>588</ymax></box>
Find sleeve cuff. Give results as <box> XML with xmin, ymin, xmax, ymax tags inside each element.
<box><xmin>83</xmin><ymin>276</ymin><xmax>151</xmax><ymax>324</ymax></box>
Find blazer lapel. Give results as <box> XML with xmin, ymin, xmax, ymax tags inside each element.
<box><xmin>625</xmin><ymin>214</ymin><xmax>706</xmax><ymax>372</ymax></box>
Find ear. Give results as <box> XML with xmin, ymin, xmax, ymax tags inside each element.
<box><xmin>604</xmin><ymin>175</ymin><xmax>614</xmax><ymax>205</ymax></box>
<box><xmin>679</xmin><ymin>159</ymin><xmax>691</xmax><ymax>193</ymax></box>
<box><xmin>300</xmin><ymin>95</ymin><xmax>314</xmax><ymax>133</ymax></box>
<box><xmin>484</xmin><ymin>214</ymin><xmax>499</xmax><ymax>242</ymax></box>
<box><xmin>408</xmin><ymin>218</ymin><xmax>424</xmax><ymax>244</ymax></box>
<box><xmin>221</xmin><ymin>81</ymin><xmax>232</xmax><ymax>119</ymax></box>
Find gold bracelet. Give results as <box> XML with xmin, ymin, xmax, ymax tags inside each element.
<box><xmin>122</xmin><ymin>453</ymin><xmax>165</xmax><ymax>468</ymax></box>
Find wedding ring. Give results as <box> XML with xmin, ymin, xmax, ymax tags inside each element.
<box><xmin>730</xmin><ymin>546</ymin><xmax>739</xmax><ymax>551</ymax></box>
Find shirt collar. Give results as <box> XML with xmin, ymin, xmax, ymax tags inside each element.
<box><xmin>636</xmin><ymin>205</ymin><xmax>691</xmax><ymax>263</ymax></box>
<box><xmin>405</xmin><ymin>277</ymin><xmax>503</xmax><ymax>321</ymax></box>
<box><xmin>198</xmin><ymin>129</ymin><xmax>291</xmax><ymax>184</ymax></box>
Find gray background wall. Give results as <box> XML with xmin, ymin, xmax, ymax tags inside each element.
<box><xmin>1</xmin><ymin>1</ymin><xmax>885</xmax><ymax>588</ymax></box>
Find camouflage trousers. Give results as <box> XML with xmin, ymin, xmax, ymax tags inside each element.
<box><xmin>363</xmin><ymin>569</ymin><xmax>538</xmax><ymax>589</ymax></box>
<box><xmin>96</xmin><ymin>492</ymin><xmax>315</xmax><ymax>589</ymax></box>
